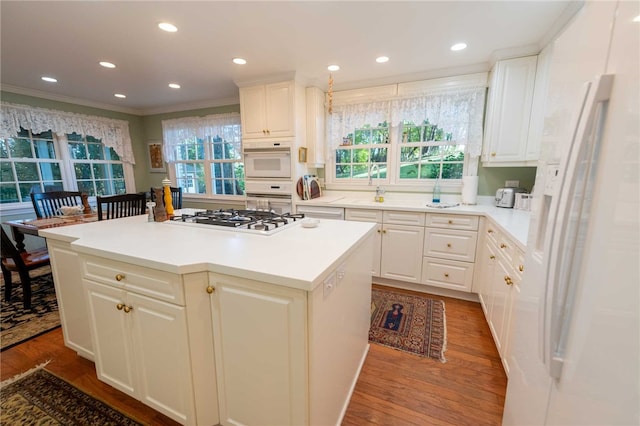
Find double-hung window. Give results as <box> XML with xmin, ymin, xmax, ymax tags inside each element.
<box><xmin>162</xmin><ymin>112</ymin><xmax>244</xmax><ymax>198</ymax></box>
<box><xmin>327</xmin><ymin>75</ymin><xmax>486</xmax><ymax>188</ymax></box>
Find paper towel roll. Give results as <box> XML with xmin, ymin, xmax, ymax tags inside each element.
<box><xmin>461</xmin><ymin>176</ymin><xmax>479</xmax><ymax>205</ymax></box>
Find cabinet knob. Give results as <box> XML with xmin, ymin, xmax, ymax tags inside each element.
<box><xmin>266</xmin><ymin>129</ymin><xmax>270</xmax><ymax>134</ymax></box>
<box><xmin>487</xmin><ymin>229</ymin><xmax>494</xmax><ymax>234</ymax></box>
<box><xmin>206</xmin><ymin>285</ymin><xmax>215</xmax><ymax>294</ymax></box>
<box><xmin>123</xmin><ymin>305</ymin><xmax>133</xmax><ymax>313</ymax></box>
<box><xmin>382</xmin><ymin>229</ymin><xmax>387</xmax><ymax>234</ymax></box>
<box><xmin>489</xmin><ymin>255</ymin><xmax>496</xmax><ymax>260</ymax></box>
<box><xmin>446</xmin><ymin>243</ymin><xmax>452</xmax><ymax>248</ymax></box>
<box><xmin>500</xmin><ymin>243</ymin><xmax>507</xmax><ymax>249</ymax></box>
<box><xmin>448</xmin><ymin>220</ymin><xmax>453</xmax><ymax>224</ymax></box>
<box><xmin>504</xmin><ymin>276</ymin><xmax>513</xmax><ymax>285</ymax></box>
<box><xmin>116</xmin><ymin>303</ymin><xmax>124</xmax><ymax>310</ymax></box>
<box><xmin>115</xmin><ymin>273</ymin><xmax>125</xmax><ymax>281</ymax></box>
<box><xmin>377</xmin><ymin>229</ymin><xmax>381</xmax><ymax>233</ymax></box>
<box><xmin>491</xmin><ymin>152</ymin><xmax>497</xmax><ymax>157</ymax></box>
<box><xmin>444</xmin><ymin>273</ymin><xmax>449</xmax><ymax>278</ymax></box>
<box><xmin>519</xmin><ymin>264</ymin><xmax>524</xmax><ymax>272</ymax></box>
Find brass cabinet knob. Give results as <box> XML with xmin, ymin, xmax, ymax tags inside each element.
<box><xmin>491</xmin><ymin>152</ymin><xmax>497</xmax><ymax>157</ymax></box>
<box><xmin>382</xmin><ymin>229</ymin><xmax>387</xmax><ymax>234</ymax></box>
<box><xmin>444</xmin><ymin>273</ymin><xmax>449</xmax><ymax>278</ymax></box>
<box><xmin>448</xmin><ymin>220</ymin><xmax>453</xmax><ymax>224</ymax></box>
<box><xmin>266</xmin><ymin>129</ymin><xmax>270</xmax><ymax>134</ymax></box>
<box><xmin>487</xmin><ymin>229</ymin><xmax>494</xmax><ymax>234</ymax></box>
<box><xmin>504</xmin><ymin>276</ymin><xmax>513</xmax><ymax>285</ymax></box>
<box><xmin>500</xmin><ymin>243</ymin><xmax>507</xmax><ymax>249</ymax></box>
<box><xmin>115</xmin><ymin>273</ymin><xmax>125</xmax><ymax>281</ymax></box>
<box><xmin>377</xmin><ymin>229</ymin><xmax>381</xmax><ymax>233</ymax></box>
<box><xmin>206</xmin><ymin>286</ymin><xmax>215</xmax><ymax>294</ymax></box>
<box><xmin>519</xmin><ymin>264</ymin><xmax>524</xmax><ymax>272</ymax></box>
<box><xmin>123</xmin><ymin>305</ymin><xmax>132</xmax><ymax>313</ymax></box>
<box><xmin>446</xmin><ymin>243</ymin><xmax>452</xmax><ymax>248</ymax></box>
<box><xmin>116</xmin><ymin>303</ymin><xmax>124</xmax><ymax>310</ymax></box>
<box><xmin>489</xmin><ymin>255</ymin><xmax>496</xmax><ymax>260</ymax></box>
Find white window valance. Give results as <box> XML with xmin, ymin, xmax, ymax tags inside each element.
<box><xmin>162</xmin><ymin>112</ymin><xmax>240</xmax><ymax>162</ymax></box>
<box><xmin>0</xmin><ymin>102</ymin><xmax>135</xmax><ymax>164</ymax></box>
<box><xmin>327</xmin><ymin>84</ymin><xmax>486</xmax><ymax>158</ymax></box>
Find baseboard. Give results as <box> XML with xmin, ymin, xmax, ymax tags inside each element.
<box><xmin>372</xmin><ymin>277</ymin><xmax>480</xmax><ymax>303</ymax></box>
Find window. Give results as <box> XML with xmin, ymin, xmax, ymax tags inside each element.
<box><xmin>0</xmin><ymin>129</ymin><xmax>129</xmax><ymax>204</ymax></box>
<box><xmin>162</xmin><ymin>113</ymin><xmax>244</xmax><ymax>198</ymax></box>
<box><xmin>327</xmin><ymin>76</ymin><xmax>486</xmax><ymax>188</ymax></box>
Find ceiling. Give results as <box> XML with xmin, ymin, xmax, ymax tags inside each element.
<box><xmin>1</xmin><ymin>1</ymin><xmax>577</xmax><ymax>116</ymax></box>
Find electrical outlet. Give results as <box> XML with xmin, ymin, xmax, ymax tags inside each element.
<box><xmin>505</xmin><ymin>180</ymin><xmax>519</xmax><ymax>187</ymax></box>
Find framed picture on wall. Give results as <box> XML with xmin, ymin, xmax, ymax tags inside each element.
<box><xmin>147</xmin><ymin>141</ymin><xmax>166</xmax><ymax>173</ymax></box>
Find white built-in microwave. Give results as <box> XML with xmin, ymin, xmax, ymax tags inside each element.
<box><xmin>244</xmin><ymin>146</ymin><xmax>291</xmax><ymax>179</ymax></box>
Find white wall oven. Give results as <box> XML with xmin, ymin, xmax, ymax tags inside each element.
<box><xmin>245</xmin><ymin>180</ymin><xmax>294</xmax><ymax>214</ymax></box>
<box><xmin>243</xmin><ymin>146</ymin><xmax>291</xmax><ymax>179</ymax></box>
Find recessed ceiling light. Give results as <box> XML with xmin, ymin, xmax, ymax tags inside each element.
<box><xmin>168</xmin><ymin>83</ymin><xmax>181</xmax><ymax>89</ymax></box>
<box><xmin>41</xmin><ymin>76</ymin><xmax>57</xmax><ymax>83</ymax></box>
<box><xmin>450</xmin><ymin>42</ymin><xmax>468</xmax><ymax>51</ymax></box>
<box><xmin>376</xmin><ymin>56</ymin><xmax>390</xmax><ymax>63</ymax></box>
<box><xmin>99</xmin><ymin>61</ymin><xmax>116</xmax><ymax>69</ymax></box>
<box><xmin>114</xmin><ymin>93</ymin><xmax>126</xmax><ymax>99</ymax></box>
<box><xmin>634</xmin><ymin>15</ymin><xmax>640</xmax><ymax>22</ymax></box>
<box><xmin>232</xmin><ymin>57</ymin><xmax>247</xmax><ymax>65</ymax></box>
<box><xmin>327</xmin><ymin>64</ymin><xmax>340</xmax><ymax>72</ymax></box>
<box><xmin>158</xmin><ymin>22</ymin><xmax>178</xmax><ymax>32</ymax></box>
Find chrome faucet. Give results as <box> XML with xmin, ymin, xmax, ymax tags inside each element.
<box><xmin>368</xmin><ymin>164</ymin><xmax>380</xmax><ymax>186</ymax></box>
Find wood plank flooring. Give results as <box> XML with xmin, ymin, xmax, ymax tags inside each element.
<box><xmin>1</xmin><ymin>284</ymin><xmax>506</xmax><ymax>425</ymax></box>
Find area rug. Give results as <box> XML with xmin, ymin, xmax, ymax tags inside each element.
<box><xmin>1</xmin><ymin>268</ymin><xmax>61</xmax><ymax>351</ymax></box>
<box><xmin>369</xmin><ymin>287</ymin><xmax>447</xmax><ymax>362</ymax></box>
<box><xmin>0</xmin><ymin>363</ymin><xmax>142</xmax><ymax>425</ymax></box>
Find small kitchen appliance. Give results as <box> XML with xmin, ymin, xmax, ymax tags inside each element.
<box><xmin>495</xmin><ymin>187</ymin><xmax>528</xmax><ymax>208</ymax></box>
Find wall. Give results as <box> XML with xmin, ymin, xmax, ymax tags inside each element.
<box><xmin>478</xmin><ymin>166</ymin><xmax>537</xmax><ymax>195</ymax></box>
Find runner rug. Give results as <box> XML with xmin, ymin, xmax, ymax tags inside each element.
<box><xmin>1</xmin><ymin>268</ymin><xmax>61</xmax><ymax>351</ymax></box>
<box><xmin>369</xmin><ymin>287</ymin><xmax>447</xmax><ymax>362</ymax></box>
<box><xmin>0</xmin><ymin>363</ymin><xmax>142</xmax><ymax>425</ymax></box>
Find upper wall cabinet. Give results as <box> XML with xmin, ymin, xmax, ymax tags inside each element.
<box><xmin>240</xmin><ymin>81</ymin><xmax>297</xmax><ymax>139</ymax></box>
<box><xmin>482</xmin><ymin>53</ymin><xmax>550</xmax><ymax>167</ymax></box>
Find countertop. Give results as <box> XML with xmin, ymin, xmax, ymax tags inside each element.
<box><xmin>39</xmin><ymin>212</ymin><xmax>376</xmax><ymax>292</ymax></box>
<box><xmin>296</xmin><ymin>191</ymin><xmax>531</xmax><ymax>250</ymax></box>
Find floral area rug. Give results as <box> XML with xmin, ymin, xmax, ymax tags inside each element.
<box><xmin>0</xmin><ymin>364</ymin><xmax>142</xmax><ymax>425</ymax></box>
<box><xmin>369</xmin><ymin>287</ymin><xmax>447</xmax><ymax>362</ymax></box>
<box><xmin>1</xmin><ymin>267</ymin><xmax>61</xmax><ymax>351</ymax></box>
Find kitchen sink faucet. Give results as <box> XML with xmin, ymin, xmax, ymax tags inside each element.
<box><xmin>368</xmin><ymin>164</ymin><xmax>380</xmax><ymax>185</ymax></box>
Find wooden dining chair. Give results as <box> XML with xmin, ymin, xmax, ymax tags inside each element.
<box><xmin>96</xmin><ymin>192</ymin><xmax>147</xmax><ymax>221</ymax></box>
<box><xmin>1</xmin><ymin>227</ymin><xmax>51</xmax><ymax>310</ymax></box>
<box><xmin>150</xmin><ymin>186</ymin><xmax>183</xmax><ymax>209</ymax></box>
<box><xmin>30</xmin><ymin>191</ymin><xmax>84</xmax><ymax>218</ymax></box>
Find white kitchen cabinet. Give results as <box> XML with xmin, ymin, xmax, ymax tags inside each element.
<box><xmin>345</xmin><ymin>208</ymin><xmax>383</xmax><ymax>276</ymax></box>
<box><xmin>240</xmin><ymin>81</ymin><xmax>296</xmax><ymax>139</ymax></box>
<box><xmin>482</xmin><ymin>55</ymin><xmax>538</xmax><ymax>166</ymax></box>
<box><xmin>422</xmin><ymin>213</ymin><xmax>479</xmax><ymax>292</ymax></box>
<box><xmin>83</xmin><ymin>257</ymin><xmax>195</xmax><ymax>425</ymax></box>
<box><xmin>47</xmin><ymin>239</ymin><xmax>93</xmax><ymax>360</ymax></box>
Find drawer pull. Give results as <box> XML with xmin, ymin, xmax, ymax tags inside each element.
<box><xmin>444</xmin><ymin>273</ymin><xmax>449</xmax><ymax>278</ymax></box>
<box><xmin>382</xmin><ymin>229</ymin><xmax>387</xmax><ymax>234</ymax></box>
<box><xmin>206</xmin><ymin>285</ymin><xmax>215</xmax><ymax>294</ymax></box>
<box><xmin>448</xmin><ymin>220</ymin><xmax>453</xmax><ymax>224</ymax></box>
<box><xmin>116</xmin><ymin>303</ymin><xmax>124</xmax><ymax>311</ymax></box>
<box><xmin>115</xmin><ymin>273</ymin><xmax>125</xmax><ymax>281</ymax></box>
<box><xmin>123</xmin><ymin>305</ymin><xmax>133</xmax><ymax>313</ymax></box>
<box><xmin>446</xmin><ymin>243</ymin><xmax>452</xmax><ymax>248</ymax></box>
<box><xmin>519</xmin><ymin>264</ymin><xmax>524</xmax><ymax>272</ymax></box>
<box><xmin>500</xmin><ymin>243</ymin><xmax>507</xmax><ymax>249</ymax></box>
<box><xmin>504</xmin><ymin>276</ymin><xmax>513</xmax><ymax>285</ymax></box>
<box><xmin>377</xmin><ymin>229</ymin><xmax>381</xmax><ymax>233</ymax></box>
<box><xmin>489</xmin><ymin>255</ymin><xmax>496</xmax><ymax>260</ymax></box>
<box><xmin>487</xmin><ymin>229</ymin><xmax>494</xmax><ymax>234</ymax></box>
<box><xmin>491</xmin><ymin>152</ymin><xmax>497</xmax><ymax>157</ymax></box>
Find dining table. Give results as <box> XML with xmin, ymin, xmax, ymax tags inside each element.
<box><xmin>5</xmin><ymin>213</ymin><xmax>98</xmax><ymax>252</ymax></box>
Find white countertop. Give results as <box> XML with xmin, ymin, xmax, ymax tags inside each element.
<box><xmin>39</xmin><ymin>213</ymin><xmax>376</xmax><ymax>292</ymax></box>
<box><xmin>296</xmin><ymin>191</ymin><xmax>531</xmax><ymax>250</ymax></box>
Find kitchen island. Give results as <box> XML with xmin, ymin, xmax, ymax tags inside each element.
<box><xmin>39</xmin><ymin>212</ymin><xmax>376</xmax><ymax>426</ymax></box>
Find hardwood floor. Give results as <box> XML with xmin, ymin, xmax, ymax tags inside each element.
<box><xmin>1</xmin><ymin>284</ymin><xmax>506</xmax><ymax>425</ymax></box>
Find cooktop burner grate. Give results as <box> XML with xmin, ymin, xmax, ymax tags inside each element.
<box><xmin>167</xmin><ymin>209</ymin><xmax>305</xmax><ymax>234</ymax></box>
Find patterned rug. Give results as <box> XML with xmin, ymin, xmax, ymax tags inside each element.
<box><xmin>369</xmin><ymin>287</ymin><xmax>447</xmax><ymax>362</ymax></box>
<box><xmin>1</xmin><ymin>268</ymin><xmax>61</xmax><ymax>351</ymax></box>
<box><xmin>0</xmin><ymin>364</ymin><xmax>142</xmax><ymax>425</ymax></box>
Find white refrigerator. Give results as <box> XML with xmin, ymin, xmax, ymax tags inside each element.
<box><xmin>502</xmin><ymin>1</ymin><xmax>639</xmax><ymax>425</ymax></box>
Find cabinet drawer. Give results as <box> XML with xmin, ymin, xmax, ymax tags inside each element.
<box><xmin>424</xmin><ymin>229</ymin><xmax>478</xmax><ymax>262</ymax></box>
<box><xmin>345</xmin><ymin>208</ymin><xmax>382</xmax><ymax>223</ymax></box>
<box><xmin>383</xmin><ymin>210</ymin><xmax>425</xmax><ymax>226</ymax></box>
<box><xmin>426</xmin><ymin>213</ymin><xmax>479</xmax><ymax>230</ymax></box>
<box><xmin>82</xmin><ymin>256</ymin><xmax>184</xmax><ymax>305</ymax></box>
<box><xmin>422</xmin><ymin>257</ymin><xmax>475</xmax><ymax>292</ymax></box>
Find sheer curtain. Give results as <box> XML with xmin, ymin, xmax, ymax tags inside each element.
<box><xmin>0</xmin><ymin>102</ymin><xmax>135</xmax><ymax>164</ymax></box>
<box><xmin>327</xmin><ymin>101</ymin><xmax>391</xmax><ymax>149</ymax></box>
<box><xmin>162</xmin><ymin>112</ymin><xmax>240</xmax><ymax>162</ymax></box>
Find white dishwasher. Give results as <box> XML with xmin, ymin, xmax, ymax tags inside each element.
<box><xmin>296</xmin><ymin>205</ymin><xmax>345</xmax><ymax>220</ymax></box>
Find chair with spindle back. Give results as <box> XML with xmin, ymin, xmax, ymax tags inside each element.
<box><xmin>150</xmin><ymin>186</ymin><xmax>183</xmax><ymax>209</ymax></box>
<box><xmin>30</xmin><ymin>191</ymin><xmax>84</xmax><ymax>218</ymax></box>
<box><xmin>96</xmin><ymin>192</ymin><xmax>147</xmax><ymax>221</ymax></box>
<box><xmin>1</xmin><ymin>227</ymin><xmax>51</xmax><ymax>310</ymax></box>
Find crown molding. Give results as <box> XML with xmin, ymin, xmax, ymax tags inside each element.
<box><xmin>139</xmin><ymin>96</ymin><xmax>240</xmax><ymax>116</ymax></box>
<box><xmin>0</xmin><ymin>84</ymin><xmax>144</xmax><ymax>115</ymax></box>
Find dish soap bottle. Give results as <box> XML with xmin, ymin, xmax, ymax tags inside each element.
<box><xmin>432</xmin><ymin>179</ymin><xmax>441</xmax><ymax>204</ymax></box>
